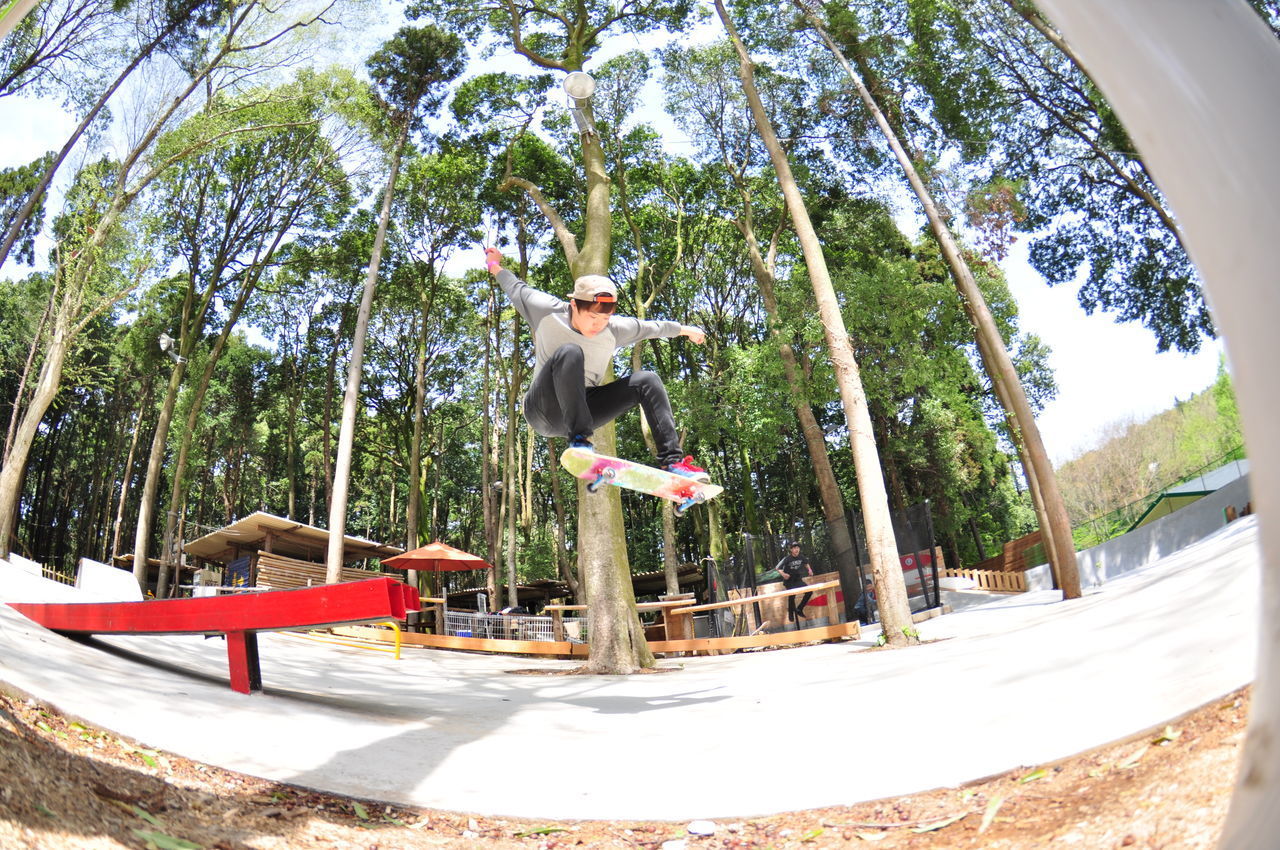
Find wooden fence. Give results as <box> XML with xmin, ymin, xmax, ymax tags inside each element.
<box><xmin>943</xmin><ymin>568</ymin><xmax>1027</xmax><ymax>592</ymax></box>
<box><xmin>969</xmin><ymin>530</ymin><xmax>1046</xmax><ymax>573</ymax></box>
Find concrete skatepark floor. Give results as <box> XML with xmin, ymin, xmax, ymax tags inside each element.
<box><xmin>0</xmin><ymin>518</ymin><xmax>1261</xmax><ymax>847</ymax></box>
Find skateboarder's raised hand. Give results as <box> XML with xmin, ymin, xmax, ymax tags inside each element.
<box><xmin>484</xmin><ymin>246</ymin><xmax>503</xmax><ymax>275</ymax></box>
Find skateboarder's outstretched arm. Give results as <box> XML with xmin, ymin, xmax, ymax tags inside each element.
<box><xmin>485</xmin><ymin>246</ymin><xmax>707</xmax><ymax>348</ymax></box>
<box><xmin>485</xmin><ymin>247</ymin><xmax>561</xmax><ymax>328</ymax></box>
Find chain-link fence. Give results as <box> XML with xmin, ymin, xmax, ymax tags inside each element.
<box><xmin>443</xmin><ymin>610</ymin><xmax>588</xmax><ymax>642</ymax></box>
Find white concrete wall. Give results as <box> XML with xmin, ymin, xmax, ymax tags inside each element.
<box><xmin>6</xmin><ymin>552</ymin><xmax>43</xmax><ymax>576</ymax></box>
<box><xmin>76</xmin><ymin>557</ymin><xmax>143</xmax><ymax>602</ymax></box>
<box><xmin>1</xmin><ymin>555</ymin><xmax>143</xmax><ymax>603</ymax></box>
<box><xmin>0</xmin><ymin>558</ymin><xmax>85</xmax><ymax>603</ymax></box>
<box><xmin>1026</xmin><ymin>475</ymin><xmax>1253</xmax><ymax>592</ymax></box>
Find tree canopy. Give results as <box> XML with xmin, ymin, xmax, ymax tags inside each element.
<box><xmin>0</xmin><ymin>0</ymin><xmax>1226</xmax><ymax>622</ymax></box>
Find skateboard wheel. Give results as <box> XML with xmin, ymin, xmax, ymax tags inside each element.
<box><xmin>674</xmin><ymin>505</ymin><xmax>688</xmax><ymax>518</ymax></box>
<box><xmin>587</xmin><ymin>468</ymin><xmax>616</xmax><ymax>493</ymax></box>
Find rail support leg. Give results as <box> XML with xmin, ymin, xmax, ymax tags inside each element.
<box><xmin>226</xmin><ymin>630</ymin><xmax>262</xmax><ymax>694</ymax></box>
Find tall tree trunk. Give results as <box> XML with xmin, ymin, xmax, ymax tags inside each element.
<box><xmin>522</xmin><ymin>421</ymin><xmax>534</xmax><ymax>529</ymax></box>
<box><xmin>492</xmin><ymin>64</ymin><xmax>660</xmax><ymax>665</ymax></box>
<box><xmin>503</xmin><ymin>309</ymin><xmax>521</xmax><ymax>608</ymax></box>
<box><xmin>132</xmin><ymin>361</ymin><xmax>186</xmax><ymax>588</ymax></box>
<box><xmin>132</xmin><ymin>233</ymin><xmax>216</xmax><ymax>590</ymax></box>
<box><xmin>578</xmin><ymin>419</ymin><xmax>653</xmax><ymax>673</ymax></box>
<box><xmin>798</xmin><ymin>1</ymin><xmax>1080</xmax><ymax>598</ymax></box>
<box><xmin>716</xmin><ymin>0</ymin><xmax>918</xmax><ymax>644</ymax></box>
<box><xmin>321</xmin><ymin>324</ymin><xmax>342</xmax><ymax>512</ymax></box>
<box><xmin>156</xmin><ymin>278</ymin><xmax>257</xmax><ymax>597</ymax></box>
<box><xmin>405</xmin><ymin>300</ymin><xmax>430</xmax><ymax>593</ymax></box>
<box><xmin>285</xmin><ymin>355</ymin><xmax>300</xmax><ymax>520</ymax></box>
<box><xmin>547</xmin><ymin>437</ymin><xmax>580</xmax><ymax>600</ymax></box>
<box><xmin>3</xmin><ymin>285</ymin><xmax>54</xmax><ymax>465</ymax></box>
<box><xmin>95</xmin><ymin>420</ymin><xmax>122</xmax><ymax>563</ymax></box>
<box><xmin>111</xmin><ymin>384</ymin><xmax>146</xmax><ymax>563</ymax></box>
<box><xmin>408</xmin><ymin>265</ymin><xmax>442</xmax><ymax>559</ymax></box>
<box><xmin>0</xmin><ymin>311</ymin><xmax>71</xmax><ymax>552</ymax></box>
<box><xmin>629</xmin><ymin>344</ymin><xmax>681</xmax><ymax>595</ymax></box>
<box><xmin>736</xmin><ymin>214</ymin><xmax>861</xmax><ymax>590</ymax></box>
<box><xmin>568</xmin><ymin>98</ymin><xmax>656</xmax><ymax>672</ymax></box>
<box><xmin>504</xmin><ymin>91</ymin><xmax>650</xmax><ymax>671</ymax></box>
<box><xmin>480</xmin><ymin>285</ymin><xmax>498</xmax><ymax>569</ymax></box>
<box><xmin>407</xmin><ymin>311</ymin><xmax>425</xmax><ymax>549</ymax></box>
<box><xmin>326</xmin><ymin>127</ymin><xmax>407</xmax><ymax>583</ymax></box>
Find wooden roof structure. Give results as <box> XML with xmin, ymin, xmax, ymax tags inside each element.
<box><xmin>183</xmin><ymin>511</ymin><xmax>403</xmax><ymax>566</ymax></box>
<box><xmin>630</xmin><ymin>562</ymin><xmax>704</xmax><ymax>596</ymax></box>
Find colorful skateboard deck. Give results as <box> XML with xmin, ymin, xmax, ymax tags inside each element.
<box><xmin>560</xmin><ymin>447</ymin><xmax>723</xmax><ymax>516</ymax></box>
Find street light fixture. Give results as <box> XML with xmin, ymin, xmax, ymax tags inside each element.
<box><xmin>563</xmin><ymin>71</ymin><xmax>597</xmax><ymax>137</ymax></box>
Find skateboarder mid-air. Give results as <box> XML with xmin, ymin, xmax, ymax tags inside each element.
<box><xmin>484</xmin><ymin>246</ymin><xmax>710</xmax><ymax>483</ymax></box>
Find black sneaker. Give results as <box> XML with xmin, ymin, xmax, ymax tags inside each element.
<box><xmin>569</xmin><ymin>435</ymin><xmax>594</xmax><ymax>452</ymax></box>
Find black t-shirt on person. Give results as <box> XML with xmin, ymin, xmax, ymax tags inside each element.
<box><xmin>776</xmin><ymin>554</ymin><xmax>810</xmax><ymax>588</ymax></box>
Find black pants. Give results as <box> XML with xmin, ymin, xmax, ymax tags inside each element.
<box><xmin>787</xmin><ymin>589</ymin><xmax>813</xmax><ymax>621</ymax></box>
<box><xmin>523</xmin><ymin>343</ymin><xmax>684</xmax><ymax>466</ymax></box>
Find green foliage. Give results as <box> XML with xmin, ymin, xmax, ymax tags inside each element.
<box><xmin>408</xmin><ymin>0</ymin><xmax>702</xmax><ymax>70</ymax></box>
<box><xmin>366</xmin><ymin>25</ymin><xmax>467</xmax><ymax>132</ymax></box>
<box><xmin>0</xmin><ymin>153</ymin><xmax>54</xmax><ymax>266</ymax></box>
<box><xmin>450</xmin><ymin>72</ymin><xmax>555</xmax><ymax>132</ymax></box>
<box><xmin>1057</xmin><ymin>363</ymin><xmax>1245</xmax><ymax>548</ymax></box>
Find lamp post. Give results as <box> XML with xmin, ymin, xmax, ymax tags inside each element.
<box><xmin>563</xmin><ymin>71</ymin><xmax>597</xmax><ymax>137</ymax></box>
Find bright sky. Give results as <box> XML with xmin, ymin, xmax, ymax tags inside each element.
<box><xmin>999</xmin><ymin>238</ymin><xmax>1225</xmax><ymax>465</ymax></box>
<box><xmin>1</xmin><ymin>25</ymin><xmax>1227</xmax><ymax>470</ymax></box>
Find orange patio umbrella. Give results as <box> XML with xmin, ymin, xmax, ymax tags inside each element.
<box><xmin>382</xmin><ymin>541</ymin><xmax>493</xmax><ymax>604</ymax></box>
<box><xmin>381</xmin><ymin>541</ymin><xmax>492</xmax><ymax>573</ymax></box>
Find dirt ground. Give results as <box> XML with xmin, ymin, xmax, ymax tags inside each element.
<box><xmin>0</xmin><ymin>684</ymin><xmax>1249</xmax><ymax>849</ymax></box>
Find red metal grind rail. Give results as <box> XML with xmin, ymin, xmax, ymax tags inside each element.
<box><xmin>9</xmin><ymin>577</ymin><xmax>419</xmax><ymax>694</ymax></box>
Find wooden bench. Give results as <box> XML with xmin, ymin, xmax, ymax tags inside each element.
<box><xmin>10</xmin><ymin>577</ymin><xmax>419</xmax><ymax>694</ymax></box>
<box><xmin>326</xmin><ymin>586</ymin><xmax>861</xmax><ymax>659</ymax></box>
<box><xmin>653</xmin><ymin>580</ymin><xmax>859</xmax><ymax>654</ymax></box>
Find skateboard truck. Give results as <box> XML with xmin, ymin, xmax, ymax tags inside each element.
<box><xmin>675</xmin><ymin>490</ymin><xmax>708</xmax><ymax>517</ymax></box>
<box><xmin>587</xmin><ymin>466</ymin><xmax>618</xmax><ymax>493</ymax></box>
